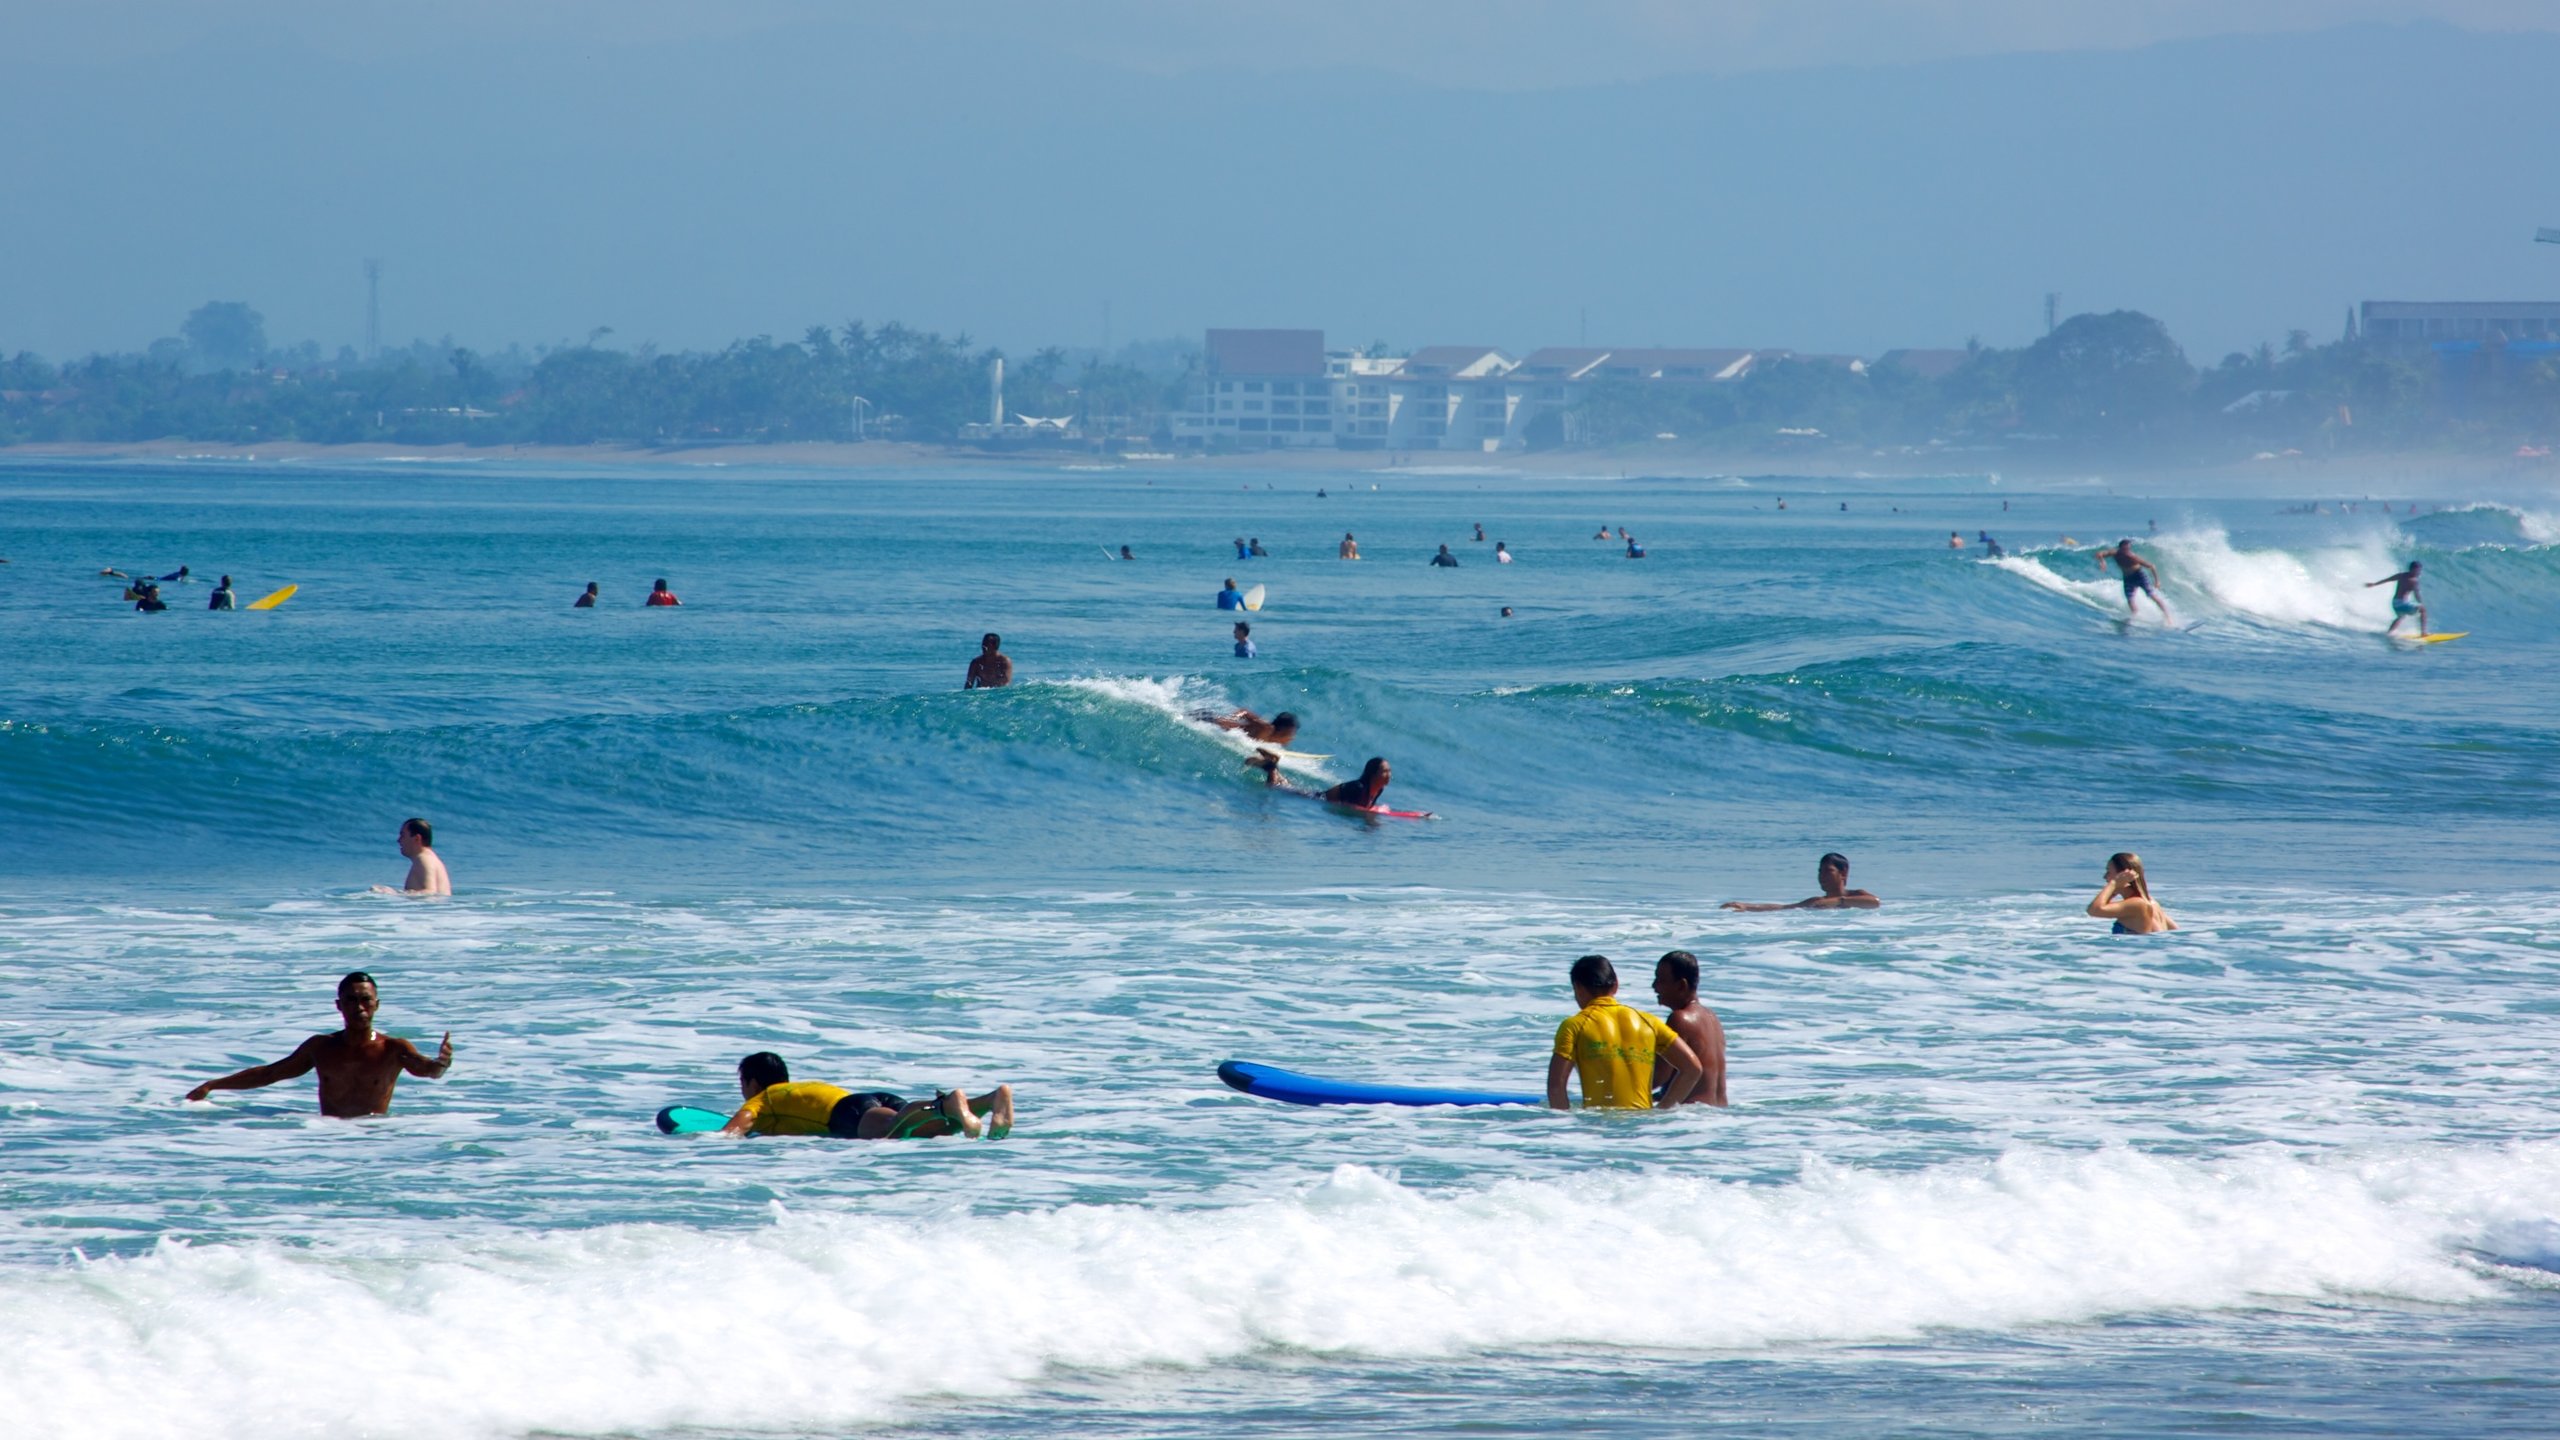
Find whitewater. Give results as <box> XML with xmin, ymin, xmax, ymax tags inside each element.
<box><xmin>3</xmin><ymin>461</ymin><xmax>2559</xmax><ymax>1438</ymax></box>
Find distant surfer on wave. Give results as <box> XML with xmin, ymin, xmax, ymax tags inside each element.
<box><xmin>964</xmin><ymin>632</ymin><xmax>1013</xmax><ymax>688</ymax></box>
<box><xmin>2087</xmin><ymin>852</ymin><xmax>2176</xmax><ymax>934</ymax></box>
<box><xmin>1199</xmin><ymin>708</ymin><xmax>1298</xmax><ymax>746</ymax></box>
<box><xmin>372</xmin><ymin>817</ymin><xmax>451</xmax><ymax>897</ymax></box>
<box><xmin>2367</xmin><ymin>560</ymin><xmax>2427</xmax><ymax>637</ymax></box>
<box><xmin>183</xmin><ymin>970</ymin><xmax>452</xmax><ymax>1117</ymax></box>
<box><xmin>2098</xmin><ymin>539</ymin><xmax>2172</xmax><ymax>623</ymax></box>
<box><xmin>719</xmin><ymin>1051</ymin><xmax>1012</xmax><ymax>1139</ymax></box>
<box><xmin>1721</xmin><ymin>852</ymin><xmax>1879</xmax><ymax>911</ymax></box>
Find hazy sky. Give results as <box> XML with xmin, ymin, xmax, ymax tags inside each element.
<box><xmin>6</xmin><ymin>2</ymin><xmax>2558</xmax><ymax>362</ymax></box>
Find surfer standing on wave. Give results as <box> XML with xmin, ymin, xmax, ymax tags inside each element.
<box><xmin>2098</xmin><ymin>539</ymin><xmax>2172</xmax><ymax>623</ymax></box>
<box><xmin>183</xmin><ymin>970</ymin><xmax>452</xmax><ymax>1117</ymax></box>
<box><xmin>2087</xmin><ymin>852</ymin><xmax>2176</xmax><ymax>934</ymax></box>
<box><xmin>1721</xmin><ymin>852</ymin><xmax>1879</xmax><ymax>911</ymax></box>
<box><xmin>2368</xmin><ymin>560</ymin><xmax>2428</xmax><ymax>637</ymax></box>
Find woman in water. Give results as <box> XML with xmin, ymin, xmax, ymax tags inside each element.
<box><xmin>2087</xmin><ymin>852</ymin><xmax>2176</xmax><ymax>934</ymax></box>
<box><xmin>1249</xmin><ymin>753</ymin><xmax>1390</xmax><ymax>810</ymax></box>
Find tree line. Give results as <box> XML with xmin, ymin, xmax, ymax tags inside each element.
<box><xmin>4</xmin><ymin>304</ymin><xmax>2553</xmax><ymax>453</ymax></box>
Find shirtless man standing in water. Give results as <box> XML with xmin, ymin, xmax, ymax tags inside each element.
<box><xmin>1651</xmin><ymin>950</ymin><xmax>1728</xmax><ymax>1107</ymax></box>
<box><xmin>184</xmin><ymin>971</ymin><xmax>453</xmax><ymax>1116</ymax></box>
<box><xmin>373</xmin><ymin>817</ymin><xmax>450</xmax><ymax>896</ymax></box>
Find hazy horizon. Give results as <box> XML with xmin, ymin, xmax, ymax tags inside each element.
<box><xmin>7</xmin><ymin>4</ymin><xmax>2559</xmax><ymax>365</ymax></box>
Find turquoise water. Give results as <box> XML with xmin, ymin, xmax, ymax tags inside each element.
<box><xmin>4</xmin><ymin>460</ymin><xmax>2559</xmax><ymax>1437</ymax></box>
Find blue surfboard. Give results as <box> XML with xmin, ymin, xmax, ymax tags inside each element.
<box><xmin>1218</xmin><ymin>1060</ymin><xmax>1541</xmax><ymax>1109</ymax></box>
<box><xmin>657</xmin><ymin>1104</ymin><xmax>729</xmax><ymax>1134</ymax></box>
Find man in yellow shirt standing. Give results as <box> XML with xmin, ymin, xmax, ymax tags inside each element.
<box><xmin>1547</xmin><ymin>954</ymin><xmax>1705</xmax><ymax>1110</ymax></box>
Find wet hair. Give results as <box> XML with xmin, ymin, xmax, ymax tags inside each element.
<box><xmin>653</xmin><ymin>578</ymin><xmax>670</xmax><ymax>590</ymax></box>
<box><xmin>1570</xmin><ymin>954</ymin><xmax>1618</xmax><ymax>994</ymax></box>
<box><xmin>982</xmin><ymin>632</ymin><xmax>1001</xmax><ymax>648</ymax></box>
<box><xmin>1357</xmin><ymin>757</ymin><xmax>1388</xmax><ymax>788</ymax></box>
<box><xmin>401</xmin><ymin>817</ymin><xmax>433</xmax><ymax>846</ymax></box>
<box><xmin>337</xmin><ymin>970</ymin><xmax>377</xmax><ymax>996</ymax></box>
<box><xmin>2408</xmin><ymin>560</ymin><xmax>2422</xmax><ymax>572</ymax></box>
<box><xmin>1819</xmin><ymin>852</ymin><xmax>1849</xmax><ymax>875</ymax></box>
<box><xmin>1656</xmin><ymin>950</ymin><xmax>1700</xmax><ymax>988</ymax></box>
<box><xmin>737</xmin><ymin>1052</ymin><xmax>789</xmax><ymax>1091</ymax></box>
<box><xmin>1235</xmin><ymin>622</ymin><xmax>1251</xmax><ymax>636</ymax></box>
<box><xmin>583</xmin><ymin>582</ymin><xmax>598</xmax><ymax>593</ymax></box>
<box><xmin>2107</xmin><ymin>852</ymin><xmax>2151</xmax><ymax>896</ymax></box>
<box><xmin>1269</xmin><ymin>710</ymin><xmax>1296</xmax><ymax>730</ymax></box>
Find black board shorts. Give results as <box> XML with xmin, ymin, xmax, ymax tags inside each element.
<box><xmin>826</xmin><ymin>1091</ymin><xmax>908</xmax><ymax>1137</ymax></box>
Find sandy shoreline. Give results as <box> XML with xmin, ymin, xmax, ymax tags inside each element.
<box><xmin>1</xmin><ymin>437</ymin><xmax>2552</xmax><ymax>493</ymax></box>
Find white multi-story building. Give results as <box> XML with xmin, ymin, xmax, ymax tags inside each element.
<box><xmin>1171</xmin><ymin>329</ymin><xmax>1338</xmax><ymax>449</ymax></box>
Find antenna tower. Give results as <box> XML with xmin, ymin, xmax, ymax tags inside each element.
<box><xmin>364</xmin><ymin>259</ymin><xmax>382</xmax><ymax>360</ymax></box>
<box><xmin>2043</xmin><ymin>292</ymin><xmax>2059</xmax><ymax>335</ymax></box>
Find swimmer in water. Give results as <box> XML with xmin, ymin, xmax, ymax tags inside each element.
<box><xmin>208</xmin><ymin>575</ymin><xmax>237</xmax><ymax>610</ymax></box>
<box><xmin>1199</xmin><ymin>708</ymin><xmax>1298</xmax><ymax>746</ymax></box>
<box><xmin>573</xmin><ymin>582</ymin><xmax>598</xmax><ymax>608</ymax></box>
<box><xmin>1120</xmin><ymin>545</ymin><xmax>1135</xmax><ymax>560</ymax></box>
<box><xmin>1232</xmin><ymin>621</ymin><xmax>1256</xmax><ymax>658</ymax></box>
<box><xmin>1430</xmin><ymin>545</ymin><xmax>1460</xmax><ymax>567</ymax></box>
<box><xmin>1595</xmin><ymin>526</ymin><xmax>1611</xmax><ymax>540</ymax></box>
<box><xmin>1721</xmin><ymin>852</ymin><xmax>1881</xmax><ymax>911</ymax></box>
<box><xmin>719</xmin><ymin>1051</ymin><xmax>1013</xmax><ymax>1139</ymax></box>
<box><xmin>183</xmin><ymin>970</ymin><xmax>452</xmax><ymax>1117</ymax></box>
<box><xmin>1339</xmin><ymin>532</ymin><xmax>1360</xmax><ymax>560</ymax></box>
<box><xmin>1473</xmin><ymin>523</ymin><xmax>1485</xmax><ymax>542</ymax></box>
<box><xmin>1500</xmin><ymin>606</ymin><xmax>1514</xmax><ymax>617</ymax></box>
<box><xmin>964</xmin><ymin>632</ymin><xmax>1013</xmax><ymax>689</ymax></box>
<box><xmin>1495</xmin><ymin>541</ymin><xmax>1512</xmax><ymax>564</ymax></box>
<box><xmin>1217</xmin><ymin>578</ymin><xmax>1246</xmax><ymax>609</ymax></box>
<box><xmin>1948</xmin><ymin>531</ymin><xmax>1965</xmax><ymax>549</ymax></box>
<box><xmin>1548</xmin><ymin>954</ymin><xmax>1703</xmax><ymax>1111</ymax></box>
<box><xmin>2367</xmin><ymin>560</ymin><xmax>2427</xmax><ymax>637</ymax></box>
<box><xmin>1249</xmin><ymin>537</ymin><xmax>1268</xmax><ymax>557</ymax></box>
<box><xmin>2087</xmin><ymin>852</ymin><xmax>2176</xmax><ymax>934</ymax></box>
<box><xmin>371</xmin><ymin>817</ymin><xmax>451</xmax><ymax>897</ymax></box>
<box><xmin>1321</xmin><ymin>757</ymin><xmax>1392</xmax><ymax>807</ymax></box>
<box><xmin>646</xmin><ymin>578</ymin><xmax>681</xmax><ymax>607</ymax></box>
<box><xmin>1650</xmin><ymin>950</ymin><xmax>1727</xmax><ymax>1107</ymax></box>
<box><xmin>2098</xmin><ymin>540</ymin><xmax>2171</xmax><ymax>623</ymax></box>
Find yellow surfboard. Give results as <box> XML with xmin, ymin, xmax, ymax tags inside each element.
<box><xmin>246</xmin><ymin>584</ymin><xmax>297</xmax><ymax>611</ymax></box>
<box><xmin>2414</xmin><ymin>631</ymin><xmax>2466</xmax><ymax>644</ymax></box>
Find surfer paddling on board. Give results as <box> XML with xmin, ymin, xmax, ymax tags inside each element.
<box><xmin>2367</xmin><ymin>560</ymin><xmax>2428</xmax><ymax>637</ymax></box>
<box><xmin>1651</xmin><ymin>950</ymin><xmax>1728</xmax><ymax>1107</ymax></box>
<box><xmin>1721</xmin><ymin>852</ymin><xmax>1879</xmax><ymax>911</ymax></box>
<box><xmin>1548</xmin><ymin>955</ymin><xmax>1705</xmax><ymax>1110</ymax></box>
<box><xmin>2098</xmin><ymin>540</ymin><xmax>2173</xmax><ymax>623</ymax></box>
<box><xmin>964</xmin><ymin>632</ymin><xmax>1013</xmax><ymax>688</ymax></box>
<box><xmin>372</xmin><ymin>817</ymin><xmax>451</xmax><ymax>897</ymax></box>
<box><xmin>183</xmin><ymin>970</ymin><xmax>452</xmax><ymax>1117</ymax></box>
<box><xmin>1199</xmin><ymin>708</ymin><xmax>1300</xmax><ymax>747</ymax></box>
<box><xmin>718</xmin><ymin>1052</ymin><xmax>1012</xmax><ymax>1139</ymax></box>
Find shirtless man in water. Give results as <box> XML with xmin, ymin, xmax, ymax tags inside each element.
<box><xmin>964</xmin><ymin>632</ymin><xmax>1014</xmax><ymax>688</ymax></box>
<box><xmin>372</xmin><ymin>817</ymin><xmax>451</xmax><ymax>896</ymax></box>
<box><xmin>1721</xmin><ymin>852</ymin><xmax>1881</xmax><ymax>911</ymax></box>
<box><xmin>1196</xmin><ymin>708</ymin><xmax>1299</xmax><ymax>747</ymax></box>
<box><xmin>184</xmin><ymin>971</ymin><xmax>453</xmax><ymax>1116</ymax></box>
<box><xmin>1651</xmin><ymin>950</ymin><xmax>1727</xmax><ymax>1107</ymax></box>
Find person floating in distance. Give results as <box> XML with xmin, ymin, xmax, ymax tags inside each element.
<box><xmin>965</xmin><ymin>632</ymin><xmax>1013</xmax><ymax>688</ymax></box>
<box><xmin>1232</xmin><ymin>621</ymin><xmax>1256</xmax><ymax>658</ymax></box>
<box><xmin>1473</xmin><ymin>523</ymin><xmax>1485</xmax><ymax>542</ymax></box>
<box><xmin>1200</xmin><ymin>708</ymin><xmax>1298</xmax><ymax>747</ymax></box>
<box><xmin>1234</xmin><ymin>537</ymin><xmax>1250</xmax><ymax>560</ymax></box>
<box><xmin>1249</xmin><ymin>537</ymin><xmax>1268</xmax><ymax>557</ymax></box>
<box><xmin>573</xmin><ymin>582</ymin><xmax>598</xmax><ymax>608</ymax></box>
<box><xmin>1721</xmin><ymin>852</ymin><xmax>1880</xmax><ymax>911</ymax></box>
<box><xmin>1548</xmin><ymin>954</ymin><xmax>1704</xmax><ymax>1110</ymax></box>
<box><xmin>718</xmin><ymin>1051</ymin><xmax>1012</xmax><ymax>1139</ymax></box>
<box><xmin>1978</xmin><ymin>531</ymin><xmax>2004</xmax><ymax>558</ymax></box>
<box><xmin>160</xmin><ymin>565</ymin><xmax>191</xmax><ymax>583</ymax></box>
<box><xmin>1217</xmin><ymin>577</ymin><xmax>1246</xmax><ymax>609</ymax></box>
<box><xmin>1651</xmin><ymin>950</ymin><xmax>1727</xmax><ymax>1107</ymax></box>
<box><xmin>2087</xmin><ymin>852</ymin><xmax>2176</xmax><ymax>934</ymax></box>
<box><xmin>1948</xmin><ymin>531</ymin><xmax>1965</xmax><ymax>549</ymax></box>
<box><xmin>2098</xmin><ymin>540</ymin><xmax>2171</xmax><ymax>623</ymax></box>
<box><xmin>183</xmin><ymin>970</ymin><xmax>452</xmax><ymax>1117</ymax></box>
<box><xmin>372</xmin><ymin>817</ymin><xmax>451</xmax><ymax>897</ymax></box>
<box><xmin>1625</xmin><ymin>536</ymin><xmax>1646</xmax><ymax>559</ymax></box>
<box><xmin>1500</xmin><ymin>606</ymin><xmax>1514</xmax><ymax>618</ymax></box>
<box><xmin>1430</xmin><ymin>544</ymin><xmax>1460</xmax><ymax>567</ymax></box>
<box><xmin>1495</xmin><ymin>541</ymin><xmax>1512</xmax><ymax>564</ymax></box>
<box><xmin>1338</xmin><ymin>532</ymin><xmax>1360</xmax><ymax>560</ymax></box>
<box><xmin>1594</xmin><ymin>526</ymin><xmax>1611</xmax><ymax>540</ymax></box>
<box><xmin>208</xmin><ymin>575</ymin><xmax>237</xmax><ymax>610</ymax></box>
<box><xmin>645</xmin><ymin>578</ymin><xmax>681</xmax><ymax>607</ymax></box>
<box><xmin>2368</xmin><ymin>560</ymin><xmax>2427</xmax><ymax>637</ymax></box>
<box><xmin>1119</xmin><ymin>545</ymin><xmax>1135</xmax><ymax>560</ymax></box>
<box><xmin>133</xmin><ymin>582</ymin><xmax>168</xmax><ymax>612</ymax></box>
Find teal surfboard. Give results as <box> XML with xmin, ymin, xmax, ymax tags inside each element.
<box><xmin>656</xmin><ymin>1105</ymin><xmax>729</xmax><ymax>1134</ymax></box>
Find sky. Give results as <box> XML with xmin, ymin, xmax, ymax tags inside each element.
<box><xmin>5</xmin><ymin>1</ymin><xmax>2558</xmax><ymax>364</ymax></box>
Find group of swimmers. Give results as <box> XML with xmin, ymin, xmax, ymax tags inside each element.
<box><xmin>572</xmin><ymin>579</ymin><xmax>682</xmax><ymax>607</ymax></box>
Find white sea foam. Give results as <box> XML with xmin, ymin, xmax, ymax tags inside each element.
<box><xmin>1991</xmin><ymin>526</ymin><xmax>2404</xmax><ymax>631</ymax></box>
<box><xmin>1047</xmin><ymin>676</ymin><xmax>1333</xmax><ymax>776</ymax></box>
<box><xmin>4</xmin><ymin>1144</ymin><xmax>2551</xmax><ymax>1440</ymax></box>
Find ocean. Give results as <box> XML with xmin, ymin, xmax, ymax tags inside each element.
<box><xmin>3</xmin><ymin>458</ymin><xmax>2557</xmax><ymax>1437</ymax></box>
